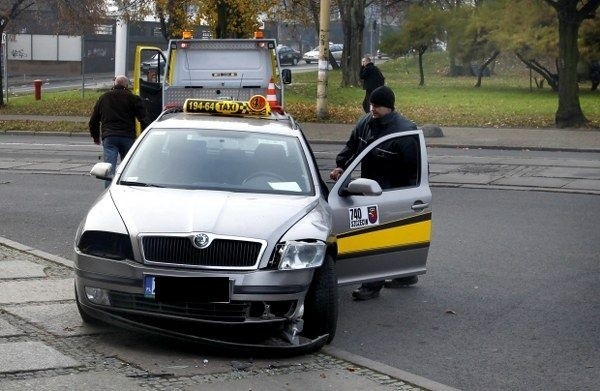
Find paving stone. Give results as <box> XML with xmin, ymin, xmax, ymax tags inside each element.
<box><xmin>491</xmin><ymin>176</ymin><xmax>571</xmax><ymax>188</ymax></box>
<box><xmin>6</xmin><ymin>302</ymin><xmax>112</xmax><ymax>337</ymax></box>
<box><xmin>428</xmin><ymin>164</ymin><xmax>460</xmax><ymax>174</ymax></box>
<box><xmin>0</xmin><ymin>341</ymin><xmax>80</xmax><ymax>373</ymax></box>
<box><xmin>193</xmin><ymin>367</ymin><xmax>400</xmax><ymax>391</ymax></box>
<box><xmin>0</xmin><ymin>162</ymin><xmax>29</xmax><ymax>169</ymax></box>
<box><xmin>534</xmin><ymin>166</ymin><xmax>600</xmax><ymax>180</ymax></box>
<box><xmin>0</xmin><ymin>279</ymin><xmax>73</xmax><ymax>304</ymax></box>
<box><xmin>13</xmin><ymin>162</ymin><xmax>84</xmax><ymax>171</ymax></box>
<box><xmin>0</xmin><ymin>260</ymin><xmax>47</xmax><ymax>279</ymax></box>
<box><xmin>0</xmin><ymin>372</ymin><xmax>147</xmax><ymax>391</ymax></box>
<box><xmin>92</xmin><ymin>333</ymin><xmax>316</xmax><ymax>377</ymax></box>
<box><xmin>562</xmin><ymin>179</ymin><xmax>600</xmax><ymax>191</ymax></box>
<box><xmin>430</xmin><ymin>173</ymin><xmax>502</xmax><ymax>185</ymax></box>
<box><xmin>0</xmin><ymin>318</ymin><xmax>25</xmax><ymax>337</ymax></box>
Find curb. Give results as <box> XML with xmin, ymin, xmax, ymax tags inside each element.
<box><xmin>2</xmin><ymin>130</ymin><xmax>598</xmax><ymax>153</ymax></box>
<box><xmin>323</xmin><ymin>346</ymin><xmax>461</xmax><ymax>391</ymax></box>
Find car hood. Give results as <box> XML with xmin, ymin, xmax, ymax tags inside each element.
<box><xmin>110</xmin><ymin>186</ymin><xmax>317</xmax><ymax>239</ymax></box>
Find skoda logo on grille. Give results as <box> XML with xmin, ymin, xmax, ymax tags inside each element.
<box><xmin>193</xmin><ymin>233</ymin><xmax>211</xmax><ymax>249</ymax></box>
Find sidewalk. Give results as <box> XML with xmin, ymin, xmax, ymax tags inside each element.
<box><xmin>2</xmin><ymin>115</ymin><xmax>599</xmax><ymax>195</ymax></box>
<box><xmin>1</xmin><ymin>114</ymin><xmax>599</xmax><ymax>152</ymax></box>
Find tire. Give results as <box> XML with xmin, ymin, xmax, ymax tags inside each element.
<box><xmin>305</xmin><ymin>60</ymin><xmax>311</xmax><ymax>64</ymax></box>
<box><xmin>292</xmin><ymin>58</ymin><xmax>298</xmax><ymax>66</ymax></box>
<box><xmin>303</xmin><ymin>255</ymin><xmax>338</xmax><ymax>343</ymax></box>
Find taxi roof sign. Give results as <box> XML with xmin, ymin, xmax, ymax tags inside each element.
<box><xmin>184</xmin><ymin>95</ymin><xmax>271</xmax><ymax>116</ymax></box>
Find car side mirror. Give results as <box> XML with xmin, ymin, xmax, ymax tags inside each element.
<box><xmin>282</xmin><ymin>69</ymin><xmax>292</xmax><ymax>84</ymax></box>
<box><xmin>341</xmin><ymin>178</ymin><xmax>382</xmax><ymax>196</ymax></box>
<box><xmin>90</xmin><ymin>162</ymin><xmax>113</xmax><ymax>181</ymax></box>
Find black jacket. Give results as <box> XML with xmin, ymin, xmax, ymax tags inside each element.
<box><xmin>336</xmin><ymin>111</ymin><xmax>419</xmax><ymax>188</ymax></box>
<box><xmin>89</xmin><ymin>85</ymin><xmax>149</xmax><ymax>141</ymax></box>
<box><xmin>360</xmin><ymin>63</ymin><xmax>385</xmax><ymax>92</ymax></box>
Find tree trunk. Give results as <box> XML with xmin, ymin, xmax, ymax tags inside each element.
<box><xmin>339</xmin><ymin>0</ymin><xmax>365</xmax><ymax>87</ymax></box>
<box><xmin>216</xmin><ymin>2</ymin><xmax>228</xmax><ymax>39</ymax></box>
<box><xmin>515</xmin><ymin>52</ymin><xmax>559</xmax><ymax>91</ymax></box>
<box><xmin>554</xmin><ymin>5</ymin><xmax>587</xmax><ymax>127</ymax></box>
<box><xmin>0</xmin><ymin>25</ymin><xmax>4</xmax><ymax>107</ymax></box>
<box><xmin>474</xmin><ymin>50</ymin><xmax>500</xmax><ymax>88</ymax></box>
<box><xmin>418</xmin><ymin>45</ymin><xmax>427</xmax><ymax>86</ymax></box>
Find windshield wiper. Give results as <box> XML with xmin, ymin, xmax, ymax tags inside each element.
<box><xmin>119</xmin><ymin>180</ymin><xmax>164</xmax><ymax>188</ymax></box>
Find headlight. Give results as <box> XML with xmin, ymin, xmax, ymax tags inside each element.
<box><xmin>278</xmin><ymin>240</ymin><xmax>326</xmax><ymax>270</ymax></box>
<box><xmin>78</xmin><ymin>230</ymin><xmax>134</xmax><ymax>260</ymax></box>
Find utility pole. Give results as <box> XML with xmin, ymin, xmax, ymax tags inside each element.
<box><xmin>316</xmin><ymin>0</ymin><xmax>330</xmax><ymax>120</ymax></box>
<box><xmin>114</xmin><ymin>17</ymin><xmax>128</xmax><ymax>77</ymax></box>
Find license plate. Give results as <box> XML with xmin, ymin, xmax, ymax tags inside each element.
<box><xmin>144</xmin><ymin>276</ymin><xmax>230</xmax><ymax>303</ymax></box>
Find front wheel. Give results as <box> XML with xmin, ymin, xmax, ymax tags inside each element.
<box><xmin>303</xmin><ymin>255</ymin><xmax>338</xmax><ymax>343</ymax></box>
<box><xmin>292</xmin><ymin>58</ymin><xmax>298</xmax><ymax>66</ymax></box>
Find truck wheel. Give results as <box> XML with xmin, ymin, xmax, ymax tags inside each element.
<box><xmin>303</xmin><ymin>255</ymin><xmax>338</xmax><ymax>343</ymax></box>
<box><xmin>292</xmin><ymin>58</ymin><xmax>298</xmax><ymax>66</ymax></box>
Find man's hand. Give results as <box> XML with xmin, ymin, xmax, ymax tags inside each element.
<box><xmin>330</xmin><ymin>167</ymin><xmax>344</xmax><ymax>181</ymax></box>
<box><xmin>93</xmin><ymin>137</ymin><xmax>100</xmax><ymax>145</ymax></box>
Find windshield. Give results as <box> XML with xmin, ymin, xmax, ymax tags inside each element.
<box><xmin>120</xmin><ymin>128</ymin><xmax>314</xmax><ymax>195</ymax></box>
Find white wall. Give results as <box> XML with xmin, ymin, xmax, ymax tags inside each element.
<box><xmin>6</xmin><ymin>34</ymin><xmax>81</xmax><ymax>61</ymax></box>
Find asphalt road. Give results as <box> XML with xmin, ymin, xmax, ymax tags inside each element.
<box><xmin>0</xmin><ymin>137</ymin><xmax>599</xmax><ymax>390</ymax></box>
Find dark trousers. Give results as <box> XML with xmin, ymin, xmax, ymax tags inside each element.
<box><xmin>362</xmin><ymin>90</ymin><xmax>373</xmax><ymax>113</ymax></box>
<box><xmin>102</xmin><ymin>135</ymin><xmax>135</xmax><ymax>187</ymax></box>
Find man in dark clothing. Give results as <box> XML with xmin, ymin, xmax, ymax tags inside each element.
<box><xmin>89</xmin><ymin>75</ymin><xmax>149</xmax><ymax>187</ymax></box>
<box><xmin>330</xmin><ymin>85</ymin><xmax>420</xmax><ymax>301</ymax></box>
<box><xmin>360</xmin><ymin>56</ymin><xmax>385</xmax><ymax>113</ymax></box>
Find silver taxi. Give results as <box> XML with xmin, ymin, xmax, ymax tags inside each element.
<box><xmin>74</xmin><ymin>96</ymin><xmax>432</xmax><ymax>352</ymax></box>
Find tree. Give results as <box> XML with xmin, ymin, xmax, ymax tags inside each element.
<box><xmin>543</xmin><ymin>0</ymin><xmax>599</xmax><ymax>127</ymax></box>
<box><xmin>338</xmin><ymin>0</ymin><xmax>366</xmax><ymax>87</ymax></box>
<box><xmin>196</xmin><ymin>0</ymin><xmax>278</xmax><ymax>39</ymax></box>
<box><xmin>0</xmin><ymin>0</ymin><xmax>106</xmax><ymax>106</ymax></box>
<box><xmin>381</xmin><ymin>4</ymin><xmax>443</xmax><ymax>86</ymax></box>
<box><xmin>130</xmin><ymin>0</ymin><xmax>277</xmax><ymax>40</ymax></box>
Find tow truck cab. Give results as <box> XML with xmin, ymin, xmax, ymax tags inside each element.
<box><xmin>133</xmin><ymin>35</ymin><xmax>292</xmax><ymax>124</ymax></box>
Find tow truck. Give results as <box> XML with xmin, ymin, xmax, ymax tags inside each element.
<box><xmin>132</xmin><ymin>31</ymin><xmax>291</xmax><ymax>125</ymax></box>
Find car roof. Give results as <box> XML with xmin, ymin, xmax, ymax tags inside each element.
<box><xmin>151</xmin><ymin>112</ymin><xmax>304</xmax><ymax>139</ymax></box>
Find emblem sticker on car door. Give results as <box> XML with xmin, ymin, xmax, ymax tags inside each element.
<box><xmin>348</xmin><ymin>205</ymin><xmax>379</xmax><ymax>229</ymax></box>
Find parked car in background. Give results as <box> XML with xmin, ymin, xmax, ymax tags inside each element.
<box><xmin>302</xmin><ymin>43</ymin><xmax>343</xmax><ymax>64</ymax></box>
<box><xmin>277</xmin><ymin>45</ymin><xmax>302</xmax><ymax>66</ymax></box>
<box><xmin>140</xmin><ymin>51</ymin><xmax>167</xmax><ymax>76</ymax></box>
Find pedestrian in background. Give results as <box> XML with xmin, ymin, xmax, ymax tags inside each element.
<box><xmin>89</xmin><ymin>75</ymin><xmax>149</xmax><ymax>187</ymax></box>
<box><xmin>360</xmin><ymin>56</ymin><xmax>385</xmax><ymax>114</ymax></box>
<box><xmin>330</xmin><ymin>85</ymin><xmax>420</xmax><ymax>300</ymax></box>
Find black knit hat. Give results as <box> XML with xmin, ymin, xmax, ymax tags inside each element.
<box><xmin>369</xmin><ymin>85</ymin><xmax>395</xmax><ymax>110</ymax></box>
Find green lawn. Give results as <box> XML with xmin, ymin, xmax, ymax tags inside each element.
<box><xmin>1</xmin><ymin>52</ymin><xmax>598</xmax><ymax>130</ymax></box>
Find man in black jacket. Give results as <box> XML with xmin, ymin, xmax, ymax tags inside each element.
<box><xmin>330</xmin><ymin>85</ymin><xmax>420</xmax><ymax>301</ymax></box>
<box><xmin>89</xmin><ymin>75</ymin><xmax>149</xmax><ymax>186</ymax></box>
<box><xmin>360</xmin><ymin>56</ymin><xmax>385</xmax><ymax>113</ymax></box>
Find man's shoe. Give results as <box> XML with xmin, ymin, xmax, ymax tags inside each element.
<box><xmin>352</xmin><ymin>287</ymin><xmax>381</xmax><ymax>301</ymax></box>
<box><xmin>384</xmin><ymin>276</ymin><xmax>419</xmax><ymax>288</ymax></box>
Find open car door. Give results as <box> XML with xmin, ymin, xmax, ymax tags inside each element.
<box><xmin>133</xmin><ymin>46</ymin><xmax>167</xmax><ymax>130</ymax></box>
<box><xmin>328</xmin><ymin>130</ymin><xmax>432</xmax><ymax>285</ymax></box>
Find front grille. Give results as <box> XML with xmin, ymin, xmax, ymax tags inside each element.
<box><xmin>141</xmin><ymin>236</ymin><xmax>262</xmax><ymax>268</ymax></box>
<box><xmin>108</xmin><ymin>291</ymin><xmax>250</xmax><ymax>322</ymax></box>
